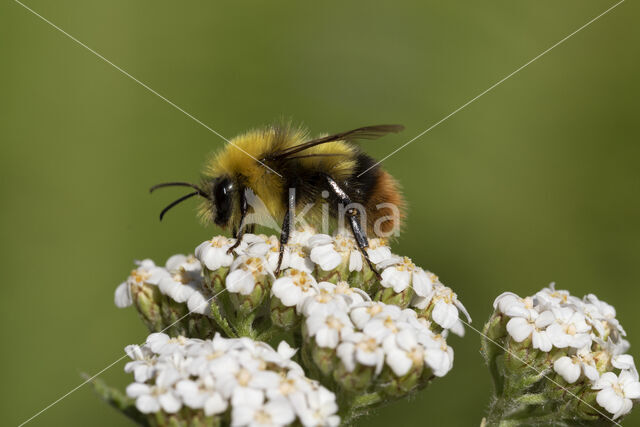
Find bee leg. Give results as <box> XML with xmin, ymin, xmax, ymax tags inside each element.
<box><xmin>227</xmin><ymin>188</ymin><xmax>249</xmax><ymax>254</ymax></box>
<box><xmin>275</xmin><ymin>188</ymin><xmax>296</xmax><ymax>275</ymax></box>
<box><xmin>323</xmin><ymin>174</ymin><xmax>381</xmax><ymax>279</ymax></box>
<box><xmin>275</xmin><ymin>210</ymin><xmax>291</xmax><ymax>276</ymax></box>
<box><xmin>346</xmin><ymin>209</ymin><xmax>381</xmax><ymax>279</ymax></box>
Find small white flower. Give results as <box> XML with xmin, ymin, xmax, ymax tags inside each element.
<box><xmin>145</xmin><ymin>333</ymin><xmax>191</xmax><ymax>356</ymax></box>
<box><xmin>505</xmin><ymin>309</ymin><xmax>555</xmax><ymax>352</ymax></box>
<box><xmin>231</xmin><ymin>394</ymin><xmax>295</xmax><ymax>427</ymax></box>
<box><xmin>333</xmin><ymin>281</ymin><xmax>370</xmax><ymax>306</ymax></box>
<box><xmin>272</xmin><ymin>269</ymin><xmax>318</xmax><ymax>311</ymax></box>
<box><xmin>419</xmin><ymin>332</ymin><xmax>454</xmax><ymax>377</ymax></box>
<box><xmin>546</xmin><ymin>307</ymin><xmax>592</xmax><ymax>349</ymax></box>
<box><xmin>115</xmin><ymin>259</ymin><xmax>168</xmax><ymax>308</ymax></box>
<box><xmin>534</xmin><ymin>283</ymin><xmax>583</xmax><ymax>310</ymax></box>
<box><xmin>300</xmin><ymin>281</ymin><xmax>365</xmax><ymax>317</ymax></box>
<box><xmin>383</xmin><ymin>328</ymin><xmax>424</xmax><ymax>377</ymax></box>
<box><xmin>308</xmin><ymin>234</ymin><xmax>346</xmax><ymax>271</ymax></box>
<box><xmin>362</xmin><ymin>313</ymin><xmax>406</xmax><ymax>341</ymax></box>
<box><xmin>195</xmin><ymin>236</ymin><xmax>237</xmax><ymax>271</ymax></box>
<box><xmin>291</xmin><ymin>386</ymin><xmax>340</xmax><ymax>427</ymax></box>
<box><xmin>493</xmin><ymin>292</ymin><xmax>535</xmax><ymax>318</ymax></box>
<box><xmin>583</xmin><ymin>293</ymin><xmax>626</xmax><ymax>338</ymax></box>
<box><xmin>186</xmin><ymin>289</ymin><xmax>213</xmax><ymax>317</ymax></box>
<box><xmin>350</xmin><ymin>302</ymin><xmax>399</xmax><ymax>329</ymax></box>
<box><xmin>553</xmin><ymin>348</ymin><xmax>599</xmax><ymax>383</ymax></box>
<box><xmin>337</xmin><ymin>332</ymin><xmax>385</xmax><ymax>374</ymax></box>
<box><xmin>289</xmin><ymin>224</ymin><xmax>318</xmax><ymax>246</ymax></box>
<box><xmin>379</xmin><ymin>256</ymin><xmax>432</xmax><ymax>297</ymax></box>
<box><xmin>175</xmin><ymin>377</ymin><xmax>228</xmax><ymax>416</ymax></box>
<box><xmin>242</xmin><ymin>235</ymin><xmax>294</xmax><ymax>273</ymax></box>
<box><xmin>306</xmin><ymin>310</ymin><xmax>354</xmax><ymax>349</ymax></box>
<box><xmin>226</xmin><ymin>256</ymin><xmax>272</xmax><ymax>295</ymax></box>
<box><xmin>365</xmin><ymin>238</ymin><xmax>393</xmax><ymax>265</ymax></box>
<box><xmin>413</xmin><ymin>283</ymin><xmax>471</xmax><ymax>333</ymax></box>
<box><xmin>593</xmin><ymin>370</ymin><xmax>640</xmax><ymax>419</ymax></box>
<box><xmin>124</xmin><ymin>344</ymin><xmax>157</xmax><ymax>382</ymax></box>
<box><xmin>126</xmin><ymin>382</ymin><xmax>182</xmax><ymax>414</ymax></box>
<box><xmin>159</xmin><ymin>254</ymin><xmax>203</xmax><ymax>303</ymax></box>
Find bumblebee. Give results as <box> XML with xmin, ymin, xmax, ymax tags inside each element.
<box><xmin>151</xmin><ymin>124</ymin><xmax>405</xmax><ymax>274</ymax></box>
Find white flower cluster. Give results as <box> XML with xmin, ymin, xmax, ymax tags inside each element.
<box><xmin>193</xmin><ymin>230</ymin><xmax>396</xmax><ymax>297</ymax></box>
<box><xmin>114</xmin><ymin>255</ymin><xmax>214</xmax><ymax>317</ymax></box>
<box><xmin>125</xmin><ymin>332</ymin><xmax>340</xmax><ymax>426</ymax></box>
<box><xmin>298</xmin><ymin>281</ymin><xmax>456</xmax><ymax>379</ymax></box>
<box><xmin>116</xmin><ymin>230</ymin><xmax>470</xmax><ymax>329</ymax></box>
<box><xmin>494</xmin><ymin>284</ymin><xmax>639</xmax><ymax>419</ymax></box>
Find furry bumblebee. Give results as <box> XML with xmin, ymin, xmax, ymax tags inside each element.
<box><xmin>151</xmin><ymin>124</ymin><xmax>406</xmax><ymax>274</ymax></box>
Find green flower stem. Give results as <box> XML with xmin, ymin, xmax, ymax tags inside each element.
<box><xmin>89</xmin><ymin>377</ymin><xmax>149</xmax><ymax>426</ymax></box>
<box><xmin>339</xmin><ymin>391</ymin><xmax>384</xmax><ymax>425</ymax></box>
<box><xmin>210</xmin><ymin>299</ymin><xmax>237</xmax><ymax>338</ymax></box>
<box><xmin>236</xmin><ymin>312</ymin><xmax>256</xmax><ymax>338</ymax></box>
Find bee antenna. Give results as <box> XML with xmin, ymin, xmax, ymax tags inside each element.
<box><xmin>150</xmin><ymin>181</ymin><xmax>209</xmax><ymax>199</ymax></box>
<box><xmin>158</xmin><ymin>191</ymin><xmax>200</xmax><ymax>221</ymax></box>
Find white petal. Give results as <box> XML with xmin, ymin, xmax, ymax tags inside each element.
<box><xmin>114</xmin><ymin>282</ymin><xmax>132</xmax><ymax>308</ymax></box>
<box><xmin>624</xmin><ymin>379</ymin><xmax>640</xmax><ymax>399</ymax></box>
<box><xmin>594</xmin><ymin>372</ymin><xmax>618</xmax><ymax>389</ymax></box>
<box><xmin>493</xmin><ymin>292</ymin><xmax>521</xmax><ymax>312</ymax></box>
<box><xmin>411</xmin><ymin>270</ymin><xmax>433</xmax><ymax>297</ymax></box>
<box><xmin>612</xmin><ymin>354</ymin><xmax>635</xmax><ymax>371</ymax></box>
<box><xmin>126</xmin><ymin>383</ymin><xmax>151</xmax><ymax>398</ymax></box>
<box><xmin>385</xmin><ymin>348</ymin><xmax>412</xmax><ymax>377</ymax></box>
<box><xmin>277</xmin><ymin>341</ymin><xmax>298</xmax><ymax>359</ymax></box>
<box><xmin>432</xmin><ymin>301</ymin><xmax>459</xmax><ymax>329</ymax></box>
<box><xmin>531</xmin><ymin>331</ymin><xmax>552</xmax><ymax>352</ymax></box>
<box><xmin>348</xmin><ymin>250</ymin><xmax>363</xmax><ymax>272</ymax></box>
<box><xmin>159</xmin><ymin>393</ymin><xmax>182</xmax><ymax>413</ymax></box>
<box><xmin>165</xmin><ymin>254</ymin><xmax>187</xmax><ymax>271</ymax></box>
<box><xmin>596</xmin><ymin>387</ymin><xmax>624</xmax><ymax>415</ymax></box>
<box><xmin>506</xmin><ymin>317</ymin><xmax>533</xmax><ymax>342</ymax></box>
<box><xmin>187</xmin><ymin>291</ymin><xmax>211</xmax><ymax>316</ymax></box>
<box><xmin>553</xmin><ymin>357</ymin><xmax>580</xmax><ymax>383</ymax></box>
<box><xmin>204</xmin><ymin>393</ymin><xmax>228</xmax><ymax>416</ymax></box>
<box><xmin>380</xmin><ymin>268</ymin><xmax>410</xmax><ymax>292</ymax></box>
<box><xmin>136</xmin><ymin>395</ymin><xmax>160</xmax><ymax>413</ymax></box>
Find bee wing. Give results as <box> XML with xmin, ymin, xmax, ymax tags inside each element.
<box><xmin>266</xmin><ymin>124</ymin><xmax>404</xmax><ymax>161</ymax></box>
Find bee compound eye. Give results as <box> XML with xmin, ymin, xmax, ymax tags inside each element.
<box><xmin>213</xmin><ymin>177</ymin><xmax>234</xmax><ymax>225</ymax></box>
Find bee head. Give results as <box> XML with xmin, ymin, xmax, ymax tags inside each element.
<box><xmin>208</xmin><ymin>175</ymin><xmax>236</xmax><ymax>228</ymax></box>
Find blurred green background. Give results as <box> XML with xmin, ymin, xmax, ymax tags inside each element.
<box><xmin>2</xmin><ymin>1</ymin><xmax>639</xmax><ymax>425</ymax></box>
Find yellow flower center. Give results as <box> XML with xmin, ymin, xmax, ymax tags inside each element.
<box><xmin>334</xmin><ymin>235</ymin><xmax>355</xmax><ymax>254</ymax></box>
<box><xmin>408</xmin><ymin>347</ymin><xmax>424</xmax><ymax>364</ymax></box>
<box><xmin>383</xmin><ymin>316</ymin><xmax>398</xmax><ymax>333</ymax></box>
<box><xmin>396</xmin><ymin>257</ymin><xmax>415</xmax><ymax>272</ymax></box>
<box><xmin>279</xmin><ymin>378</ymin><xmax>296</xmax><ymax>395</ymax></box>
<box><xmin>131</xmin><ymin>269</ymin><xmax>151</xmax><ymax>283</ymax></box>
<box><xmin>236</xmin><ymin>368</ymin><xmax>252</xmax><ymax>386</ymax></box>
<box><xmin>367</xmin><ymin>304</ymin><xmax>383</xmax><ymax>316</ymax></box>
<box><xmin>254</xmin><ymin>410</ymin><xmax>272</xmax><ymax>424</ymax></box>
<box><xmin>326</xmin><ymin>315</ymin><xmax>343</xmax><ymax>330</ymax></box>
<box><xmin>356</xmin><ymin>337</ymin><xmax>378</xmax><ymax>353</ymax></box>
<box><xmin>209</xmin><ymin>236</ymin><xmax>231</xmax><ymax>248</ymax></box>
<box><xmin>244</xmin><ymin>257</ymin><xmax>265</xmax><ymax>277</ymax></box>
